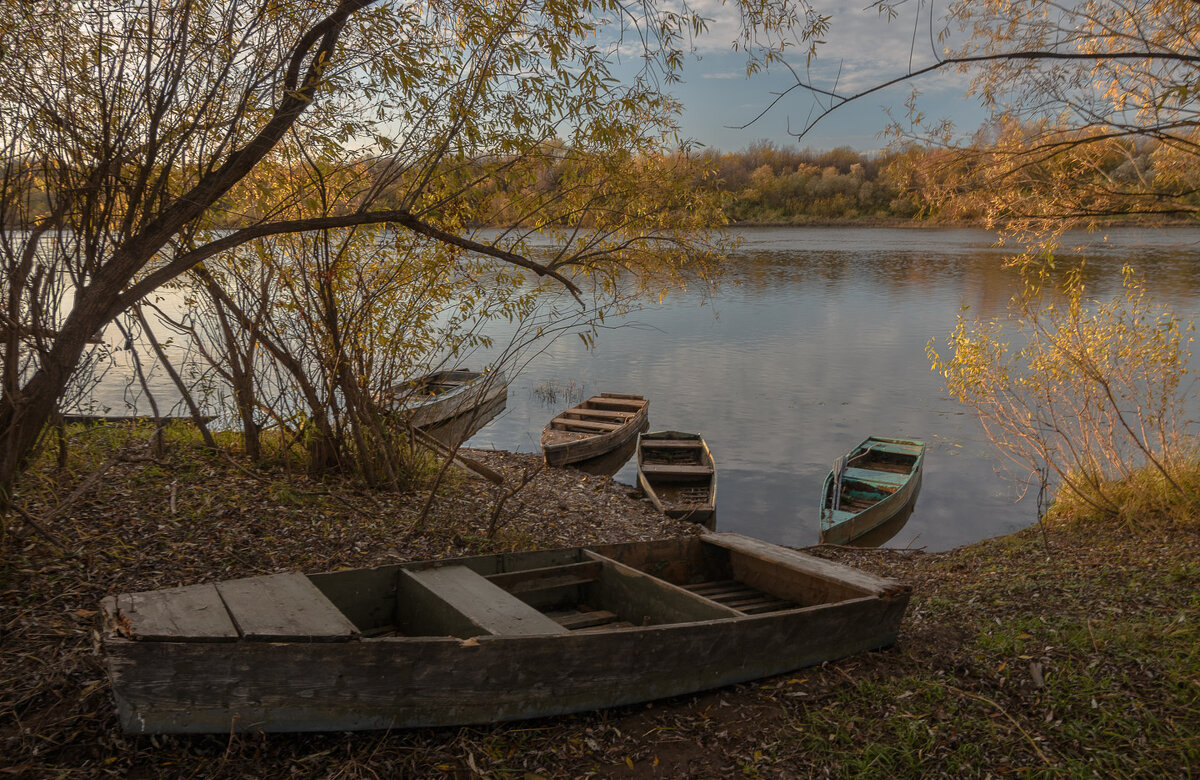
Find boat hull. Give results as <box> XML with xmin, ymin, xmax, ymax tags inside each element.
<box><xmin>104</xmin><ymin>595</ymin><xmax>904</xmax><ymax>733</ymax></box>
<box><xmin>101</xmin><ymin>534</ymin><xmax>910</xmax><ymax>734</ymax></box>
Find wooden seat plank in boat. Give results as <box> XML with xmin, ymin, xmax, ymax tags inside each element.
<box><xmin>404</xmin><ymin>566</ymin><xmax>568</xmax><ymax>637</ymax></box>
<box><xmin>215</xmin><ymin>573</ymin><xmax>360</xmax><ymax>641</ymax></box>
<box><xmin>562</xmin><ymin>408</ymin><xmax>633</xmax><ymax>420</ymax></box>
<box><xmin>869</xmin><ymin>441</ymin><xmax>924</xmax><ymax>455</ymax></box>
<box><xmin>842</xmin><ymin>467</ymin><xmax>908</xmax><ymax>488</ymax></box>
<box><xmin>639</xmin><ymin>463</ymin><xmax>713</xmax><ymax>478</ymax></box>
<box><xmin>486</xmin><ymin>562</ymin><xmax>601</xmax><ymax>594</ymax></box>
<box><xmin>589</xmin><ymin>397</ymin><xmax>645</xmax><ymax>409</ymax></box>
<box><xmin>639</xmin><ymin>438</ymin><xmax>704</xmax><ymax>449</ymax></box>
<box><xmin>106</xmin><ymin>583</ymin><xmax>239</xmax><ymax>642</ymax></box>
<box><xmin>552</xmin><ymin>418</ymin><xmax>621</xmax><ymax>432</ymax></box>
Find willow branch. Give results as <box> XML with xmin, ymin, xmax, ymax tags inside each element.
<box><xmin>113</xmin><ymin>209</ymin><xmax>582</xmax><ymax>317</ymax></box>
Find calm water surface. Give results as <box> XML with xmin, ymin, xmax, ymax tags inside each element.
<box><xmin>465</xmin><ymin>226</ymin><xmax>1200</xmax><ymax>551</ymax></box>
<box><xmin>87</xmin><ymin>226</ymin><xmax>1200</xmax><ymax>551</ymax></box>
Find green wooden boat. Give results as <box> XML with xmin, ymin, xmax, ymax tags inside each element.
<box><xmin>820</xmin><ymin>437</ymin><xmax>925</xmax><ymax>545</ymax></box>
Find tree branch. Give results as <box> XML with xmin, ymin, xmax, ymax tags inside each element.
<box><xmin>756</xmin><ymin>49</ymin><xmax>1200</xmax><ymax>139</ymax></box>
<box><xmin>113</xmin><ymin>209</ymin><xmax>582</xmax><ymax>316</ymax></box>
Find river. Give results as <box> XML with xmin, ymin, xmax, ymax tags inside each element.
<box><xmin>82</xmin><ymin>225</ymin><xmax>1200</xmax><ymax>551</ymax></box>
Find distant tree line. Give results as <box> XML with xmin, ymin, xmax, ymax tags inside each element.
<box><xmin>374</xmin><ymin>135</ymin><xmax>1199</xmax><ymax>227</ymax></box>
<box><xmin>694</xmin><ymin>143</ymin><xmax>920</xmax><ymax>223</ymax></box>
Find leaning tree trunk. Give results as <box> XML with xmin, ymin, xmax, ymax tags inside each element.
<box><xmin>0</xmin><ymin>308</ymin><xmax>106</xmax><ymax>510</ymax></box>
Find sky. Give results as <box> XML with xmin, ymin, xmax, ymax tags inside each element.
<box><xmin>660</xmin><ymin>0</ymin><xmax>989</xmax><ymax>153</ymax></box>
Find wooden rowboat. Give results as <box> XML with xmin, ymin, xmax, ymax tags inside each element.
<box><xmin>637</xmin><ymin>431</ymin><xmax>717</xmax><ymax>527</ymax></box>
<box><xmin>820</xmin><ymin>436</ymin><xmax>926</xmax><ymax>545</ymax></box>
<box><xmin>384</xmin><ymin>368</ymin><xmax>508</xmax><ymax>432</ymax></box>
<box><xmin>541</xmin><ymin>392</ymin><xmax>649</xmax><ymax>466</ymax></box>
<box><xmin>99</xmin><ymin>532</ymin><xmax>910</xmax><ymax>734</ymax></box>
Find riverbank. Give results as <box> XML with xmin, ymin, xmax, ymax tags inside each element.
<box><xmin>2</xmin><ymin>431</ymin><xmax>1197</xmax><ymax>777</ymax></box>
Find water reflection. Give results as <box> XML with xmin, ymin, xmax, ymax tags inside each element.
<box><xmin>422</xmin><ymin>394</ymin><xmax>507</xmax><ymax>447</ymax></box>
<box><xmin>467</xmin><ymin>227</ymin><xmax>1200</xmax><ymax>551</ymax></box>
<box><xmin>566</xmin><ymin>422</ymin><xmax>645</xmax><ymax>477</ymax></box>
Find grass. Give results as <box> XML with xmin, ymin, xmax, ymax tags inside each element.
<box><xmin>1048</xmin><ymin>457</ymin><xmax>1200</xmax><ymax>532</ymax></box>
<box><xmin>733</xmin><ymin>524</ymin><xmax>1200</xmax><ymax>778</ymax></box>
<box><xmin>531</xmin><ymin>380</ymin><xmax>585</xmax><ymax>407</ymax></box>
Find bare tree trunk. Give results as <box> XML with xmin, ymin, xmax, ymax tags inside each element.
<box><xmin>196</xmin><ymin>270</ymin><xmax>261</xmax><ymax>459</ymax></box>
<box><xmin>134</xmin><ymin>306</ymin><xmax>217</xmax><ymax>449</ymax></box>
<box><xmin>114</xmin><ymin>318</ymin><xmax>166</xmax><ymax>457</ymax></box>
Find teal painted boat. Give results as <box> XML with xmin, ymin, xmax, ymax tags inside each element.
<box><xmin>820</xmin><ymin>437</ymin><xmax>925</xmax><ymax>545</ymax></box>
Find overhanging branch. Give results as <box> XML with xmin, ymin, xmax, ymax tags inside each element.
<box><xmin>112</xmin><ymin>209</ymin><xmax>582</xmax><ymax>317</ymax></box>
<box><xmin>750</xmin><ymin>49</ymin><xmax>1200</xmax><ymax>139</ymax></box>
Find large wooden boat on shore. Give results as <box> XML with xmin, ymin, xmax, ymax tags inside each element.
<box><xmin>100</xmin><ymin>532</ymin><xmax>910</xmax><ymax>734</ymax></box>
<box><xmin>540</xmin><ymin>392</ymin><xmax>648</xmax><ymax>466</ymax></box>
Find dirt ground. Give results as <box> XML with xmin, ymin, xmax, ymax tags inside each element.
<box><xmin>2</xmin><ymin>443</ymin><xmax>1198</xmax><ymax>777</ymax></box>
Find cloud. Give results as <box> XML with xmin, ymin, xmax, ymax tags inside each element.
<box><xmin>684</xmin><ymin>1</ymin><xmax>960</xmax><ymax>94</ymax></box>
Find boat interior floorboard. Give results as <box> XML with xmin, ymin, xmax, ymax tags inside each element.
<box><xmin>683</xmin><ymin>580</ymin><xmax>796</xmax><ymax>614</ymax></box>
<box><xmin>547</xmin><ymin>607</ymin><xmax>623</xmax><ymax>631</ymax></box>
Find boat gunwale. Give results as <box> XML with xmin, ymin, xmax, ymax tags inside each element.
<box><xmin>102</xmin><ymin>534</ymin><xmax>903</xmax><ymax>646</ymax></box>
<box><xmin>100</xmin><ymin>592</ymin><xmax>890</xmax><ymax>648</ymax></box>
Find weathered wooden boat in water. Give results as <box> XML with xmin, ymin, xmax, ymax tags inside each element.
<box><xmin>100</xmin><ymin>532</ymin><xmax>910</xmax><ymax>734</ymax></box>
<box><xmin>820</xmin><ymin>436</ymin><xmax>926</xmax><ymax>545</ymax></box>
<box><xmin>384</xmin><ymin>368</ymin><xmax>508</xmax><ymax>434</ymax></box>
<box><xmin>541</xmin><ymin>392</ymin><xmax>649</xmax><ymax>466</ymax></box>
<box><xmin>637</xmin><ymin>431</ymin><xmax>717</xmax><ymax>527</ymax></box>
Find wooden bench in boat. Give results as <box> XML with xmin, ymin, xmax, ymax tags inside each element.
<box><xmin>842</xmin><ymin>467</ymin><xmax>908</xmax><ymax>488</ymax></box>
<box><xmin>486</xmin><ymin>561</ymin><xmax>602</xmax><ymax>594</ymax></box>
<box><xmin>107</xmin><ymin>572</ymin><xmax>361</xmax><ymax>642</ymax></box>
<box><xmin>589</xmin><ymin>398</ymin><xmax>645</xmax><ymax>410</ymax></box>
<box><xmin>563</xmin><ymin>408</ymin><xmax>633</xmax><ymax>420</ymax></box>
<box><xmin>867</xmin><ymin>441</ymin><xmax>923</xmax><ymax>456</ymax></box>
<box><xmin>640</xmin><ymin>463</ymin><xmax>713</xmax><ymax>478</ymax></box>
<box><xmin>401</xmin><ymin>566</ymin><xmax>569</xmax><ymax>637</ymax></box>
<box><xmin>551</xmin><ymin>418</ymin><xmax>621</xmax><ymax>432</ymax></box>
<box><xmin>639</xmin><ymin>438</ymin><xmax>704</xmax><ymax>449</ymax></box>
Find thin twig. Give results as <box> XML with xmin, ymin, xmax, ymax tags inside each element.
<box><xmin>946</xmin><ymin>685</ymin><xmax>1052</xmax><ymax>765</ymax></box>
<box><xmin>7</xmin><ymin>503</ymin><xmax>68</xmax><ymax>553</ymax></box>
